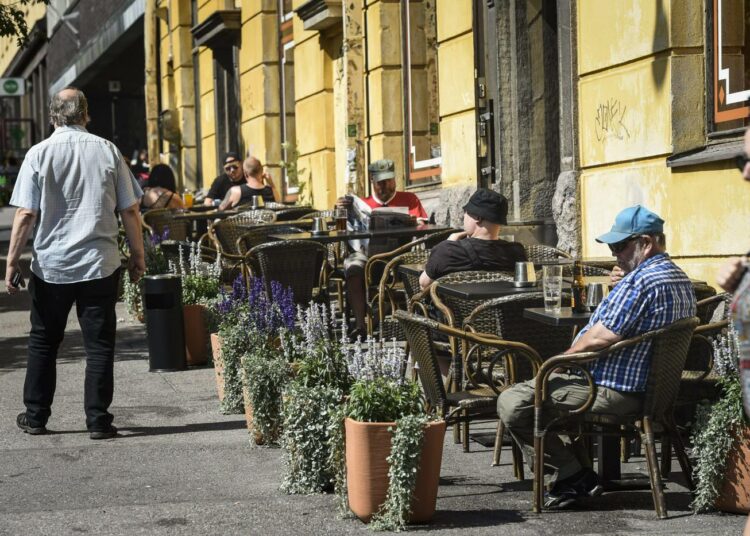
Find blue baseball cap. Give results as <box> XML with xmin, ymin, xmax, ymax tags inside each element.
<box><xmin>595</xmin><ymin>205</ymin><xmax>664</xmax><ymax>244</ymax></box>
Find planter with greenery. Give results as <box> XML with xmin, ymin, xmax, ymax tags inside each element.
<box><xmin>691</xmin><ymin>324</ymin><xmax>750</xmax><ymax>513</ymax></box>
<box><xmin>208</xmin><ymin>276</ymin><xmax>248</xmax><ymax>404</ymax></box>
<box><xmin>280</xmin><ymin>303</ymin><xmax>351</xmax><ymax>494</ymax></box>
<box><xmin>340</xmin><ymin>338</ymin><xmax>445</xmax><ymax>530</ymax></box>
<box><xmin>122</xmin><ymin>229</ymin><xmax>170</xmax><ymax>322</ymax></box>
<box><xmin>174</xmin><ymin>243</ymin><xmax>221</xmax><ymax>366</ymax></box>
<box><xmin>236</xmin><ymin>277</ymin><xmax>295</xmax><ymax>444</ymax></box>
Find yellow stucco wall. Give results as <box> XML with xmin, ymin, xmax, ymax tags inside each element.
<box><xmin>0</xmin><ymin>3</ymin><xmax>46</xmax><ymax>76</ymax></box>
<box><xmin>435</xmin><ymin>0</ymin><xmax>475</xmax><ymax>188</ymax></box>
<box><xmin>577</xmin><ymin>0</ymin><xmax>746</xmax><ymax>289</ymax></box>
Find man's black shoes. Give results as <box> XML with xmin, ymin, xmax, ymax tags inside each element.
<box><xmin>544</xmin><ymin>468</ymin><xmax>604</xmax><ymax>510</ymax></box>
<box><xmin>89</xmin><ymin>425</ymin><xmax>118</xmax><ymax>440</ymax></box>
<box><xmin>16</xmin><ymin>412</ymin><xmax>47</xmax><ymax>435</ymax></box>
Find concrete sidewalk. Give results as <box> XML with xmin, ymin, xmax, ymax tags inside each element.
<box><xmin>0</xmin><ymin>279</ymin><xmax>744</xmax><ymax>535</ymax></box>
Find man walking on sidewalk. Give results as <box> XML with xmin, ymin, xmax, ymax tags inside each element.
<box><xmin>4</xmin><ymin>86</ymin><xmax>145</xmax><ymax>440</ymax></box>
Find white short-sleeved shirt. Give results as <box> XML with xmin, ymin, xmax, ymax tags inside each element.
<box><xmin>10</xmin><ymin>125</ymin><xmax>142</xmax><ymax>284</ymax></box>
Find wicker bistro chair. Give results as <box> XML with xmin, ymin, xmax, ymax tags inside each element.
<box><xmin>244</xmin><ymin>240</ymin><xmax>330</xmax><ymax>306</ymax></box>
<box><xmin>236</xmin><ymin>224</ymin><xmax>305</xmax><ymax>255</ymax></box>
<box><xmin>207</xmin><ymin>218</ymin><xmax>270</xmax><ymax>283</ymax></box>
<box><xmin>226</xmin><ymin>209</ymin><xmax>276</xmax><ymax>225</ymax></box>
<box><xmin>395</xmin><ymin>309</ymin><xmax>545</xmax><ymax>464</ymax></box>
<box><xmin>274</xmin><ymin>206</ymin><xmax>316</xmax><ymax>221</ymax></box>
<box><xmin>463</xmin><ymin>293</ymin><xmax>575</xmax><ymax>466</ymax></box>
<box><xmin>524</xmin><ymin>244</ymin><xmax>572</xmax><ymax>264</ymax></box>
<box><xmin>365</xmin><ymin>229</ymin><xmax>456</xmax><ymax>338</ymax></box>
<box><xmin>529</xmin><ymin>316</ymin><xmax>699</xmax><ymax>518</ymax></box>
<box><xmin>142</xmin><ymin>208</ymin><xmax>191</xmax><ymax>242</ymax></box>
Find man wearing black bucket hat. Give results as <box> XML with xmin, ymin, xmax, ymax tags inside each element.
<box><xmin>418</xmin><ymin>188</ymin><xmax>527</xmax><ymax>289</ymax></box>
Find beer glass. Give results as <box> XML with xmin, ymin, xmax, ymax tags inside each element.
<box><xmin>335</xmin><ymin>208</ymin><xmax>348</xmax><ymax>231</ymax></box>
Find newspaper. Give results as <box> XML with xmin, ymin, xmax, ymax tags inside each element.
<box><xmin>345</xmin><ymin>196</ymin><xmax>408</xmax><ymax>253</ymax></box>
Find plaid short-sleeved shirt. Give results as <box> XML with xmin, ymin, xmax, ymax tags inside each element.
<box><xmin>574</xmin><ymin>253</ymin><xmax>696</xmax><ymax>392</ymax></box>
<box><xmin>10</xmin><ymin>125</ymin><xmax>141</xmax><ymax>284</ymax></box>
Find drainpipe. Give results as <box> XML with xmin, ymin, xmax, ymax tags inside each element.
<box><xmin>144</xmin><ymin>0</ymin><xmax>159</xmax><ymax>166</ymax></box>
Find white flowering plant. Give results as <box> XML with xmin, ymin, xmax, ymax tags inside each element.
<box><xmin>172</xmin><ymin>243</ymin><xmax>221</xmax><ymax>306</ymax></box>
<box><xmin>691</xmin><ymin>323</ymin><xmax>747</xmax><ymax>512</ymax></box>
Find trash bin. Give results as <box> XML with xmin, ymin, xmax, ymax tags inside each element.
<box><xmin>143</xmin><ymin>274</ymin><xmax>186</xmax><ymax>372</ymax></box>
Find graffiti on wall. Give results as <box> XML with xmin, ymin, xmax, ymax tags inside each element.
<box><xmin>594</xmin><ymin>98</ymin><xmax>630</xmax><ymax>142</ymax></box>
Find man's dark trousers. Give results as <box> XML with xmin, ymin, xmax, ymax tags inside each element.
<box><xmin>24</xmin><ymin>269</ymin><xmax>120</xmax><ymax>431</ymax></box>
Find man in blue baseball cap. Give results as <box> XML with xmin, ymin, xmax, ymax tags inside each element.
<box><xmin>497</xmin><ymin>204</ymin><xmax>696</xmax><ymax>510</ymax></box>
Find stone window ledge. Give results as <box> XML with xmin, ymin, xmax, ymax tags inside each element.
<box><xmin>667</xmin><ymin>138</ymin><xmax>744</xmax><ymax>168</ymax></box>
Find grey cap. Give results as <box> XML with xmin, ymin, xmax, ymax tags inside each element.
<box><xmin>368</xmin><ymin>159</ymin><xmax>396</xmax><ymax>182</ymax></box>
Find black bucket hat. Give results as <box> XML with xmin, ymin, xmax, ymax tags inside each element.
<box><xmin>462</xmin><ymin>188</ymin><xmax>509</xmax><ymax>225</ymax></box>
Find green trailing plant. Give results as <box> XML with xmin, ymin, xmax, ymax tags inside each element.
<box><xmin>370</xmin><ymin>414</ymin><xmax>431</xmax><ymax>532</ymax></box>
<box><xmin>218</xmin><ymin>319</ymin><xmax>249</xmax><ymax>414</ymax></box>
<box><xmin>691</xmin><ymin>325</ymin><xmax>747</xmax><ymax>512</ymax></box>
<box><xmin>280</xmin><ymin>304</ymin><xmax>351</xmax><ymax>494</ymax></box>
<box><xmin>332</xmin><ymin>337</ymin><xmax>430</xmax><ymax>527</ymax></box>
<box><xmin>279</xmin><ymin>141</ymin><xmax>310</xmax><ymax>205</ymax></box>
<box><xmin>242</xmin><ymin>348</ymin><xmax>290</xmax><ymax>445</ymax></box>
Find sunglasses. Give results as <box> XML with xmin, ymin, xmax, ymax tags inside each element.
<box><xmin>224</xmin><ymin>164</ymin><xmax>240</xmax><ymax>172</ymax></box>
<box><xmin>608</xmin><ymin>235</ymin><xmax>640</xmax><ymax>254</ymax></box>
<box><xmin>736</xmin><ymin>153</ymin><xmax>750</xmax><ymax>172</ymax></box>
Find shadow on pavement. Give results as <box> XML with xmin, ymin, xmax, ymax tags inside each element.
<box><xmin>410</xmin><ymin>508</ymin><xmax>525</xmax><ymax>530</ymax></box>
<box><xmin>0</xmin><ymin>324</ymin><xmax>148</xmax><ymax>370</ymax></box>
<box><xmin>120</xmin><ymin>419</ymin><xmax>247</xmax><ymax>437</ymax></box>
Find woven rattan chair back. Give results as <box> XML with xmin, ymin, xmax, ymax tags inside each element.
<box><xmin>246</xmin><ymin>240</ymin><xmax>328</xmax><ymax>305</ymax></box>
<box><xmin>395</xmin><ymin>312</ymin><xmax>450</xmax><ymax>412</ymax></box>
<box><xmin>523</xmin><ymin>244</ymin><xmax>571</xmax><ymax>264</ymax></box>
<box><xmin>142</xmin><ymin>208</ymin><xmax>190</xmax><ymax>242</ymax></box>
<box><xmin>210</xmin><ymin>219</ymin><xmax>252</xmax><ymax>256</ymax></box>
<box><xmin>274</xmin><ymin>206</ymin><xmax>316</xmax><ymax>221</ymax></box>
<box><xmin>693</xmin><ymin>284</ymin><xmax>718</xmax><ymax>323</ymax></box>
<box><xmin>226</xmin><ymin>209</ymin><xmax>276</xmax><ymax>226</ymax></box>
<box><xmin>236</xmin><ymin>225</ymin><xmax>304</xmax><ymax>255</ymax></box>
<box><xmin>305</xmin><ymin>209</ymin><xmax>335</xmax><ymax>219</ymax></box>
<box><xmin>432</xmin><ymin>270</ymin><xmax>515</xmax><ymax>329</ymax></box>
<box><xmin>641</xmin><ymin>317</ymin><xmax>700</xmax><ymax>422</ymax></box>
<box><xmin>464</xmin><ymin>293</ymin><xmax>573</xmax><ymax>382</ymax></box>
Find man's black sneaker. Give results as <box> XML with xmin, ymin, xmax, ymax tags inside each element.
<box><xmin>543</xmin><ymin>486</ymin><xmax>578</xmax><ymax>510</ymax></box>
<box><xmin>89</xmin><ymin>425</ymin><xmax>118</xmax><ymax>440</ymax></box>
<box><xmin>569</xmin><ymin>468</ymin><xmax>605</xmax><ymax>498</ymax></box>
<box><xmin>16</xmin><ymin>412</ymin><xmax>47</xmax><ymax>435</ymax></box>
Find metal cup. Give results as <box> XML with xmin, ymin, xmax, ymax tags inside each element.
<box><xmin>514</xmin><ymin>261</ymin><xmax>536</xmax><ymax>284</ymax></box>
<box><xmin>312</xmin><ymin>216</ymin><xmax>326</xmax><ymax>233</ymax></box>
<box><xmin>251</xmin><ymin>195</ymin><xmax>260</xmax><ymax>209</ymax></box>
<box><xmin>585</xmin><ymin>282</ymin><xmax>609</xmax><ymax>310</ymax></box>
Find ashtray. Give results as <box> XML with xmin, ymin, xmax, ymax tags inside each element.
<box><xmin>311</xmin><ymin>229</ymin><xmax>330</xmax><ymax>236</ymax></box>
<box><xmin>512</xmin><ymin>280</ymin><xmax>536</xmax><ymax>288</ymax></box>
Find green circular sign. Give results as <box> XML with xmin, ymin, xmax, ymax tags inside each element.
<box><xmin>3</xmin><ymin>79</ymin><xmax>19</xmax><ymax>94</ymax></box>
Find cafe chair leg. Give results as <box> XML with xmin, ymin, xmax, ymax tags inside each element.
<box><xmin>641</xmin><ymin>418</ymin><xmax>668</xmax><ymax>519</ymax></box>
<box><xmin>532</xmin><ymin>435</ymin><xmax>544</xmax><ymax>513</ymax></box>
<box><xmin>492</xmin><ymin>420</ymin><xmax>504</xmax><ymax>466</ymax></box>
<box><xmin>666</xmin><ymin>417</ymin><xmax>694</xmax><ymax>490</ymax></box>
<box><xmin>660</xmin><ymin>433</ymin><xmax>672</xmax><ymax>479</ymax></box>
<box><xmin>462</xmin><ymin>411</ymin><xmax>470</xmax><ymax>452</ymax></box>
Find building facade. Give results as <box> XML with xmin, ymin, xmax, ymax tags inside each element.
<box><xmin>0</xmin><ymin>1</ymin><xmax>747</xmax><ymax>286</ymax></box>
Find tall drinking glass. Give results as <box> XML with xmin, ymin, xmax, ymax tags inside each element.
<box><xmin>335</xmin><ymin>207</ymin><xmax>348</xmax><ymax>231</ymax></box>
<box><xmin>542</xmin><ymin>265</ymin><xmax>563</xmax><ymax>313</ymax></box>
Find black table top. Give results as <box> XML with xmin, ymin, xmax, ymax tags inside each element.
<box><xmin>172</xmin><ymin>209</ymin><xmax>239</xmax><ymax>221</ymax></box>
<box><xmin>398</xmin><ymin>263</ymin><xmax>426</xmax><ymax>278</ymax></box>
<box><xmin>268</xmin><ymin>224</ymin><xmax>453</xmax><ymax>243</ymax></box>
<box><xmin>523</xmin><ymin>307</ymin><xmax>593</xmax><ymax>327</ymax></box>
<box><xmin>437</xmin><ymin>280</ymin><xmax>549</xmax><ymax>300</ymax></box>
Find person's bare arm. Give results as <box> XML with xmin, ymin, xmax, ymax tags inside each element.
<box><xmin>419</xmin><ymin>271</ymin><xmax>433</xmax><ymax>290</ymax></box>
<box><xmin>203</xmin><ymin>196</ymin><xmax>214</xmax><ymax>207</ymax></box>
<box><xmin>219</xmin><ymin>187</ymin><xmax>238</xmax><ymax>211</ymax></box>
<box><xmin>120</xmin><ymin>203</ymin><xmax>146</xmax><ymax>282</ymax></box>
<box><xmin>4</xmin><ymin>208</ymin><xmax>37</xmax><ymax>294</ymax></box>
<box><xmin>610</xmin><ymin>265</ymin><xmax>625</xmax><ymax>284</ymax></box>
<box><xmin>263</xmin><ymin>170</ymin><xmax>280</xmax><ymax>202</ymax></box>
<box><xmin>565</xmin><ymin>321</ymin><xmax>622</xmax><ymax>354</ymax></box>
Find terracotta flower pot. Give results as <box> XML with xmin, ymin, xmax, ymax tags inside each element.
<box><xmin>210</xmin><ymin>333</ymin><xmax>224</xmax><ymax>402</ymax></box>
<box><xmin>715</xmin><ymin>426</ymin><xmax>750</xmax><ymax>514</ymax></box>
<box><xmin>183</xmin><ymin>304</ymin><xmax>208</xmax><ymax>366</ymax></box>
<box><xmin>242</xmin><ymin>384</ymin><xmax>264</xmax><ymax>445</ymax></box>
<box><xmin>344</xmin><ymin>417</ymin><xmax>445</xmax><ymax>523</ymax></box>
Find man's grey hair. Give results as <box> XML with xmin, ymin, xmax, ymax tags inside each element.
<box><xmin>49</xmin><ymin>87</ymin><xmax>88</xmax><ymax>127</ymax></box>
